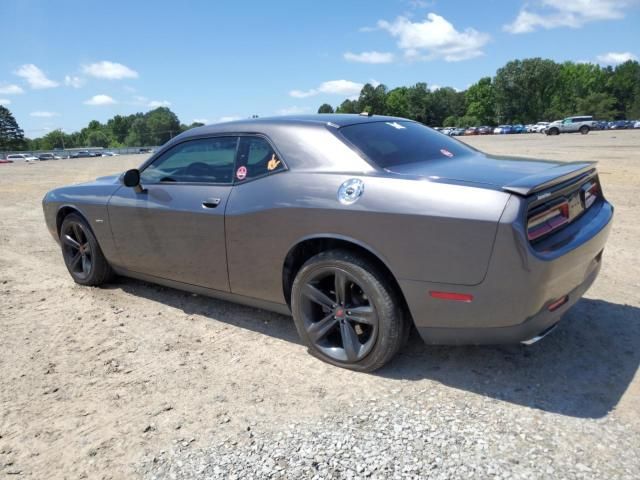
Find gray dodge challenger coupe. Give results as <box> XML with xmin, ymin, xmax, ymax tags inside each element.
<box><xmin>43</xmin><ymin>115</ymin><xmax>614</xmax><ymax>371</ymax></box>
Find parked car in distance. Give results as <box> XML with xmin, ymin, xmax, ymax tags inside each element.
<box><xmin>71</xmin><ymin>150</ymin><xmax>101</xmax><ymax>158</ymax></box>
<box><xmin>138</xmin><ymin>148</ymin><xmax>153</xmax><ymax>154</ymax></box>
<box><xmin>6</xmin><ymin>153</ymin><xmax>38</xmax><ymax>162</ymax></box>
<box><xmin>441</xmin><ymin>127</ymin><xmax>453</xmax><ymax>136</ymax></box>
<box><xmin>511</xmin><ymin>124</ymin><xmax>525</xmax><ymax>134</ymax></box>
<box><xmin>38</xmin><ymin>153</ymin><xmax>62</xmax><ymax>161</ymax></box>
<box><xmin>494</xmin><ymin>125</ymin><xmax>513</xmax><ymax>134</ymax></box>
<box><xmin>608</xmin><ymin>120</ymin><xmax>633</xmax><ymax>129</ymax></box>
<box><xmin>450</xmin><ymin>127</ymin><xmax>466</xmax><ymax>136</ymax></box>
<box><xmin>0</xmin><ymin>158</ymin><xmax>14</xmax><ymax>164</ymax></box>
<box><xmin>477</xmin><ymin>126</ymin><xmax>493</xmax><ymax>135</ymax></box>
<box><xmin>42</xmin><ymin>115</ymin><xmax>614</xmax><ymax>371</ymax></box>
<box><xmin>102</xmin><ymin>151</ymin><xmax>120</xmax><ymax>156</ymax></box>
<box><xmin>634</xmin><ymin>120</ymin><xmax>640</xmax><ymax>129</ymax></box>
<box><xmin>545</xmin><ymin>116</ymin><xmax>596</xmax><ymax>135</ymax></box>
<box><xmin>464</xmin><ymin>127</ymin><xmax>479</xmax><ymax>136</ymax></box>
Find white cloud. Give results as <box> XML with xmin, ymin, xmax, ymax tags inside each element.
<box><xmin>276</xmin><ymin>106</ymin><xmax>311</xmax><ymax>115</ymax></box>
<box><xmin>596</xmin><ymin>51</ymin><xmax>638</xmax><ymax>65</ymax></box>
<box><xmin>0</xmin><ymin>84</ymin><xmax>24</xmax><ymax>95</ymax></box>
<box><xmin>30</xmin><ymin>111</ymin><xmax>59</xmax><ymax>117</ymax></box>
<box><xmin>378</xmin><ymin>13</ymin><xmax>490</xmax><ymax>62</ymax></box>
<box><xmin>290</xmin><ymin>79</ymin><xmax>364</xmax><ymax>98</ymax></box>
<box><xmin>429</xmin><ymin>84</ymin><xmax>442</xmax><ymax>91</ymax></box>
<box><xmin>84</xmin><ymin>94</ymin><xmax>116</xmax><ymax>106</ymax></box>
<box><xmin>147</xmin><ymin>100</ymin><xmax>171</xmax><ymax>108</ymax></box>
<box><xmin>504</xmin><ymin>0</ymin><xmax>636</xmax><ymax>34</ymax></box>
<box><xmin>82</xmin><ymin>61</ymin><xmax>138</xmax><ymax>80</ymax></box>
<box><xmin>64</xmin><ymin>75</ymin><xmax>84</xmax><ymax>88</ymax></box>
<box><xmin>0</xmin><ymin>98</ymin><xmax>10</xmax><ymax>105</ymax></box>
<box><xmin>344</xmin><ymin>51</ymin><xmax>395</xmax><ymax>64</ymax></box>
<box><xmin>14</xmin><ymin>64</ymin><xmax>59</xmax><ymax>89</ymax></box>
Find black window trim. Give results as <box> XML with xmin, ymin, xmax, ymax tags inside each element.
<box><xmin>137</xmin><ymin>133</ymin><xmax>288</xmax><ymax>187</ymax></box>
<box><xmin>232</xmin><ymin>133</ymin><xmax>289</xmax><ymax>186</ymax></box>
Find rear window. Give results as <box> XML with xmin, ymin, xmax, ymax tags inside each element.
<box><xmin>339</xmin><ymin>121</ymin><xmax>474</xmax><ymax>168</ymax></box>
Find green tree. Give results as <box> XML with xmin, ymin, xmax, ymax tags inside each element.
<box><xmin>357</xmin><ymin>83</ymin><xmax>387</xmax><ymax>114</ymax></box>
<box><xmin>465</xmin><ymin>77</ymin><xmax>495</xmax><ymax>125</ymax></box>
<box><xmin>576</xmin><ymin>92</ymin><xmax>619</xmax><ymax>119</ymax></box>
<box><xmin>107</xmin><ymin>115</ymin><xmax>136</xmax><ymax>144</ymax></box>
<box><xmin>385</xmin><ymin>87</ymin><xmax>410</xmax><ymax>118</ymax></box>
<box><xmin>494</xmin><ymin>58</ymin><xmax>561</xmax><ymax>123</ymax></box>
<box><xmin>145</xmin><ymin>107</ymin><xmax>181</xmax><ymax>145</ymax></box>
<box><xmin>125</xmin><ymin>117</ymin><xmax>151</xmax><ymax>146</ymax></box>
<box><xmin>606</xmin><ymin>60</ymin><xmax>640</xmax><ymax>118</ymax></box>
<box><xmin>0</xmin><ymin>106</ymin><xmax>25</xmax><ymax>150</ymax></box>
<box><xmin>318</xmin><ymin>103</ymin><xmax>334</xmax><ymax>114</ymax></box>
<box><xmin>336</xmin><ymin>99</ymin><xmax>359</xmax><ymax>114</ymax></box>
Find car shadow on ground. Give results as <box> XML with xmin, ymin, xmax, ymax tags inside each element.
<box><xmin>112</xmin><ymin>278</ymin><xmax>638</xmax><ymax>419</ymax></box>
<box><xmin>383</xmin><ymin>298</ymin><xmax>640</xmax><ymax>419</ymax></box>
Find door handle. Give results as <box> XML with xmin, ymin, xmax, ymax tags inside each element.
<box><xmin>202</xmin><ymin>198</ymin><xmax>221</xmax><ymax>208</ymax></box>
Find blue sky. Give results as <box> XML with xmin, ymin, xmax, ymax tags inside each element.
<box><xmin>1</xmin><ymin>0</ymin><xmax>638</xmax><ymax>136</ymax></box>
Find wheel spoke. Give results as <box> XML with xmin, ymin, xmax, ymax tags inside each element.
<box><xmin>340</xmin><ymin>320</ymin><xmax>360</xmax><ymax>362</ymax></box>
<box><xmin>346</xmin><ymin>305</ymin><xmax>376</xmax><ymax>325</ymax></box>
<box><xmin>334</xmin><ymin>271</ymin><xmax>348</xmax><ymax>305</ymax></box>
<box><xmin>81</xmin><ymin>255</ymin><xmax>90</xmax><ymax>274</ymax></box>
<box><xmin>63</xmin><ymin>234</ymin><xmax>80</xmax><ymax>250</ymax></box>
<box><xmin>69</xmin><ymin>251</ymin><xmax>82</xmax><ymax>270</ymax></box>
<box><xmin>302</xmin><ymin>284</ymin><xmax>335</xmax><ymax>309</ymax></box>
<box><xmin>307</xmin><ymin>313</ymin><xmax>338</xmax><ymax>343</ymax></box>
<box><xmin>72</xmin><ymin>224</ymin><xmax>83</xmax><ymax>243</ymax></box>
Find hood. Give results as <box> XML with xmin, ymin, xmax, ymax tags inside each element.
<box><xmin>385</xmin><ymin>153</ymin><xmax>595</xmax><ymax>195</ymax></box>
<box><xmin>91</xmin><ymin>173</ymin><xmax>122</xmax><ymax>185</ymax></box>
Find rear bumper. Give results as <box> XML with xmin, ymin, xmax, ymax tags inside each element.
<box><xmin>415</xmin><ymin>260</ymin><xmax>600</xmax><ymax>345</ymax></box>
<box><xmin>400</xmin><ymin>197</ymin><xmax>613</xmax><ymax>345</ymax></box>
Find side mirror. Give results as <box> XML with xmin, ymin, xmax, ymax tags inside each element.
<box><xmin>123</xmin><ymin>169</ymin><xmax>145</xmax><ymax>193</ymax></box>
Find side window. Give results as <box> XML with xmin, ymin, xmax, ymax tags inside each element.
<box><xmin>235</xmin><ymin>136</ymin><xmax>285</xmax><ymax>182</ymax></box>
<box><xmin>141</xmin><ymin>137</ymin><xmax>238</xmax><ymax>184</ymax></box>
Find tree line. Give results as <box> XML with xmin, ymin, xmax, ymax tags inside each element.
<box><xmin>0</xmin><ymin>106</ymin><xmax>205</xmax><ymax>151</ymax></box>
<box><xmin>318</xmin><ymin>58</ymin><xmax>640</xmax><ymax>127</ymax></box>
<box><xmin>2</xmin><ymin>57</ymin><xmax>639</xmax><ymax>151</ymax></box>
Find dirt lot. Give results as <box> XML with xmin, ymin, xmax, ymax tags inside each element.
<box><xmin>1</xmin><ymin>130</ymin><xmax>639</xmax><ymax>479</ymax></box>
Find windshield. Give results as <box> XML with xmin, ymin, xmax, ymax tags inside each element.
<box><xmin>339</xmin><ymin>121</ymin><xmax>474</xmax><ymax>169</ymax></box>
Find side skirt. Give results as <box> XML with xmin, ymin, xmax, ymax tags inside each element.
<box><xmin>112</xmin><ymin>267</ymin><xmax>292</xmax><ymax>316</ymax></box>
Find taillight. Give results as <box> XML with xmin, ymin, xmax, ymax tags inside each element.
<box><xmin>582</xmin><ymin>181</ymin><xmax>599</xmax><ymax>209</ymax></box>
<box><xmin>527</xmin><ymin>200</ymin><xmax>570</xmax><ymax>241</ymax></box>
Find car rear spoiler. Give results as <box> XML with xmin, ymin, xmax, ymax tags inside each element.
<box><xmin>502</xmin><ymin>162</ymin><xmax>597</xmax><ymax>196</ymax></box>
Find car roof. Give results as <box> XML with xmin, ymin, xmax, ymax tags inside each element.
<box><xmin>181</xmin><ymin>114</ymin><xmax>412</xmax><ymax>137</ymax></box>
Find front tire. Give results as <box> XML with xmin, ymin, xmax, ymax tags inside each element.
<box><xmin>60</xmin><ymin>213</ymin><xmax>113</xmax><ymax>286</ymax></box>
<box><xmin>291</xmin><ymin>250</ymin><xmax>408</xmax><ymax>372</ymax></box>
<box><xmin>547</xmin><ymin>127</ymin><xmax>560</xmax><ymax>136</ymax></box>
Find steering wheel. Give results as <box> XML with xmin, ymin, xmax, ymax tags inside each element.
<box><xmin>184</xmin><ymin>162</ymin><xmax>211</xmax><ymax>176</ymax></box>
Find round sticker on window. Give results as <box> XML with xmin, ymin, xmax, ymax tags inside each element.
<box><xmin>236</xmin><ymin>165</ymin><xmax>247</xmax><ymax>180</ymax></box>
<box><xmin>440</xmin><ymin>148</ymin><xmax>454</xmax><ymax>158</ymax></box>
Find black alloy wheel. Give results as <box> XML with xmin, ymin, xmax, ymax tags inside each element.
<box><xmin>60</xmin><ymin>213</ymin><xmax>113</xmax><ymax>286</ymax></box>
<box><xmin>61</xmin><ymin>220</ymin><xmax>93</xmax><ymax>280</ymax></box>
<box><xmin>299</xmin><ymin>267</ymin><xmax>379</xmax><ymax>363</ymax></box>
<box><xmin>291</xmin><ymin>249</ymin><xmax>408</xmax><ymax>372</ymax></box>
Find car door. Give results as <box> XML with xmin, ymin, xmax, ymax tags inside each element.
<box><xmin>107</xmin><ymin>136</ymin><xmax>238</xmax><ymax>291</ymax></box>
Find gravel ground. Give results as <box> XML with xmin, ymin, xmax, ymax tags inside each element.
<box><xmin>141</xmin><ymin>390</ymin><xmax>640</xmax><ymax>480</ymax></box>
<box><xmin>1</xmin><ymin>130</ymin><xmax>639</xmax><ymax>479</ymax></box>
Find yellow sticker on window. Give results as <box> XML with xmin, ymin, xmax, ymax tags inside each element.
<box><xmin>267</xmin><ymin>154</ymin><xmax>281</xmax><ymax>171</ymax></box>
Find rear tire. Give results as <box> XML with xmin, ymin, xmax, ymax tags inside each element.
<box><xmin>580</xmin><ymin>125</ymin><xmax>590</xmax><ymax>134</ymax></box>
<box><xmin>60</xmin><ymin>213</ymin><xmax>113</xmax><ymax>286</ymax></box>
<box><xmin>291</xmin><ymin>249</ymin><xmax>408</xmax><ymax>372</ymax></box>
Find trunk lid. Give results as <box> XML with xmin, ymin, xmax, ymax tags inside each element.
<box><xmin>385</xmin><ymin>153</ymin><xmax>596</xmax><ymax>196</ymax></box>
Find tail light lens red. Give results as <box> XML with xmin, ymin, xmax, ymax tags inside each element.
<box><xmin>582</xmin><ymin>181</ymin><xmax>599</xmax><ymax>209</ymax></box>
<box><xmin>527</xmin><ymin>200</ymin><xmax>570</xmax><ymax>241</ymax></box>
